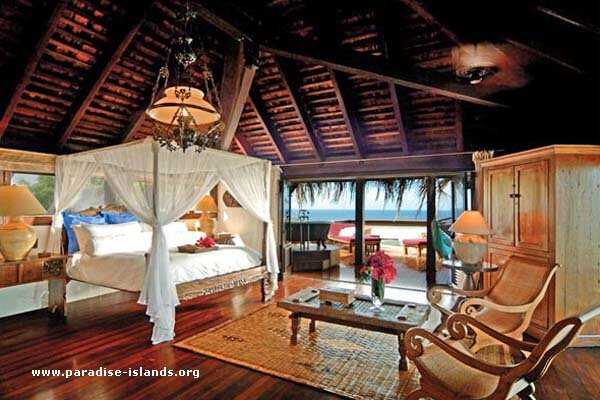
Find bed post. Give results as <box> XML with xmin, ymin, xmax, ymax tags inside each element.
<box><xmin>261</xmin><ymin>221</ymin><xmax>274</xmax><ymax>302</ymax></box>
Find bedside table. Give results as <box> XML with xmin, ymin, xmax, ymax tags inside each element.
<box><xmin>0</xmin><ymin>255</ymin><xmax>68</xmax><ymax>319</ymax></box>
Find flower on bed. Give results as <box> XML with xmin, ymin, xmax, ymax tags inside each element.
<box><xmin>196</xmin><ymin>236</ymin><xmax>216</xmax><ymax>248</ymax></box>
<box><xmin>359</xmin><ymin>251</ymin><xmax>396</xmax><ymax>284</ymax></box>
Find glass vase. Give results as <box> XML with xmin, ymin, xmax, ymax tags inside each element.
<box><xmin>370</xmin><ymin>278</ymin><xmax>385</xmax><ymax>312</ymax></box>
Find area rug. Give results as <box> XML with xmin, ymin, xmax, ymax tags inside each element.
<box><xmin>175</xmin><ymin>305</ymin><xmax>514</xmax><ymax>400</ymax></box>
<box><xmin>175</xmin><ymin>304</ymin><xmax>420</xmax><ymax>400</ymax></box>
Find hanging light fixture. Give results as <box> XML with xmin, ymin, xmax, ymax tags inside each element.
<box><xmin>146</xmin><ymin>2</ymin><xmax>223</xmax><ymax>152</ymax></box>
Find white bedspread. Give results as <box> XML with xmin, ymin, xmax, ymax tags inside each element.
<box><xmin>67</xmin><ymin>245</ymin><xmax>262</xmax><ymax>292</ymax></box>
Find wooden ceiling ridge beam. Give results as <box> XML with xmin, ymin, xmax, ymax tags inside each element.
<box><xmin>0</xmin><ymin>0</ymin><xmax>70</xmax><ymax>139</ymax></box>
<box><xmin>275</xmin><ymin>58</ymin><xmax>325</xmax><ymax>161</ymax></box>
<box><xmin>219</xmin><ymin>38</ymin><xmax>258</xmax><ymax>151</ymax></box>
<box><xmin>387</xmin><ymin>84</ymin><xmax>411</xmax><ymax>154</ymax></box>
<box><xmin>189</xmin><ymin>0</ymin><xmax>505</xmax><ymax>108</ymax></box>
<box><xmin>247</xmin><ymin>96</ymin><xmax>288</xmax><ymax>163</ymax></box>
<box><xmin>57</xmin><ymin>1</ymin><xmax>156</xmax><ymax>148</ymax></box>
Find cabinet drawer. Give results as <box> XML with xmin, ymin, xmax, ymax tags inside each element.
<box><xmin>0</xmin><ymin>265</ymin><xmax>19</xmax><ymax>286</ymax></box>
<box><xmin>19</xmin><ymin>263</ymin><xmax>43</xmax><ymax>283</ymax></box>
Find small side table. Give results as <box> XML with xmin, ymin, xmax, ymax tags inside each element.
<box><xmin>441</xmin><ymin>259</ymin><xmax>498</xmax><ymax>291</ymax></box>
<box><xmin>0</xmin><ymin>254</ymin><xmax>68</xmax><ymax>319</ymax></box>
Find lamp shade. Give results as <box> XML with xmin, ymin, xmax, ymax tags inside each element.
<box><xmin>449</xmin><ymin>211</ymin><xmax>491</xmax><ymax>235</ymax></box>
<box><xmin>195</xmin><ymin>195</ymin><xmax>218</xmax><ymax>213</ymax></box>
<box><xmin>0</xmin><ymin>186</ymin><xmax>46</xmax><ymax>216</ymax></box>
<box><xmin>147</xmin><ymin>86</ymin><xmax>220</xmax><ymax>125</ymax></box>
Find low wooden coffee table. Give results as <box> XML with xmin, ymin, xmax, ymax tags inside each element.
<box><xmin>277</xmin><ymin>287</ymin><xmax>430</xmax><ymax>371</ymax></box>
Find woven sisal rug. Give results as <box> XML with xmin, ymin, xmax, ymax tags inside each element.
<box><xmin>175</xmin><ymin>305</ymin><xmax>513</xmax><ymax>400</ymax></box>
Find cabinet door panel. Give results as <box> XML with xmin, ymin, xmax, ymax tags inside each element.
<box><xmin>485</xmin><ymin>166</ymin><xmax>515</xmax><ymax>246</ymax></box>
<box><xmin>515</xmin><ymin>160</ymin><xmax>550</xmax><ymax>252</ymax></box>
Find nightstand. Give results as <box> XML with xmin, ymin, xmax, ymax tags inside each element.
<box><xmin>0</xmin><ymin>254</ymin><xmax>68</xmax><ymax>319</ymax></box>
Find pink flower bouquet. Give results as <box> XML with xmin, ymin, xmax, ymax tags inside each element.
<box><xmin>196</xmin><ymin>236</ymin><xmax>216</xmax><ymax>248</ymax></box>
<box><xmin>359</xmin><ymin>251</ymin><xmax>397</xmax><ymax>284</ymax></box>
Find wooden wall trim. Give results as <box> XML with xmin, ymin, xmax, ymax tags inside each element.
<box><xmin>0</xmin><ymin>148</ymin><xmax>56</xmax><ymax>174</ymax></box>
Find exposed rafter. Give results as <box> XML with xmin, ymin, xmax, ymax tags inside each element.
<box><xmin>232</xmin><ymin>131</ymin><xmax>251</xmax><ymax>156</ymax></box>
<box><xmin>121</xmin><ymin>111</ymin><xmax>146</xmax><ymax>143</ymax></box>
<box><xmin>0</xmin><ymin>0</ymin><xmax>69</xmax><ymax>139</ymax></box>
<box><xmin>387</xmin><ymin>83</ymin><xmax>411</xmax><ymax>154</ymax></box>
<box><xmin>275</xmin><ymin>58</ymin><xmax>325</xmax><ymax>161</ymax></box>
<box><xmin>247</xmin><ymin>97</ymin><xmax>287</xmax><ymax>163</ymax></box>
<box><xmin>57</xmin><ymin>2</ymin><xmax>153</xmax><ymax>148</ymax></box>
<box><xmin>190</xmin><ymin>1</ymin><xmax>506</xmax><ymax>108</ymax></box>
<box><xmin>396</xmin><ymin>0</ymin><xmax>462</xmax><ymax>45</ymax></box>
<box><xmin>327</xmin><ymin>68</ymin><xmax>365</xmax><ymax>158</ymax></box>
<box><xmin>536</xmin><ymin>5</ymin><xmax>600</xmax><ymax>35</ymax></box>
<box><xmin>219</xmin><ymin>39</ymin><xmax>258</xmax><ymax>151</ymax></box>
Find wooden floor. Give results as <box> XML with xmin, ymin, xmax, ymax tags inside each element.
<box><xmin>1</xmin><ymin>276</ymin><xmax>599</xmax><ymax>400</ymax></box>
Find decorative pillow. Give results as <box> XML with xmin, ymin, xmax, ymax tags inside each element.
<box><xmin>101</xmin><ymin>211</ymin><xmax>140</xmax><ymax>224</ymax></box>
<box><xmin>163</xmin><ymin>221</ymin><xmax>189</xmax><ymax>235</ymax></box>
<box><xmin>62</xmin><ymin>211</ymin><xmax>106</xmax><ymax>254</ymax></box>
<box><xmin>80</xmin><ymin>221</ymin><xmax>141</xmax><ymax>239</ymax></box>
<box><xmin>72</xmin><ymin>225</ymin><xmax>91</xmax><ymax>255</ymax></box>
<box><xmin>339</xmin><ymin>227</ymin><xmax>356</xmax><ymax>237</ymax></box>
<box><xmin>166</xmin><ymin>230</ymin><xmax>206</xmax><ymax>248</ymax></box>
<box><xmin>88</xmin><ymin>232</ymin><xmax>151</xmax><ymax>256</ymax></box>
<box><xmin>231</xmin><ymin>235</ymin><xmax>245</xmax><ymax>247</ymax></box>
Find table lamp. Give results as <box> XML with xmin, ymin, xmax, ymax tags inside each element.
<box><xmin>449</xmin><ymin>211</ymin><xmax>492</xmax><ymax>265</ymax></box>
<box><xmin>195</xmin><ymin>195</ymin><xmax>218</xmax><ymax>237</ymax></box>
<box><xmin>0</xmin><ymin>186</ymin><xmax>47</xmax><ymax>261</ymax></box>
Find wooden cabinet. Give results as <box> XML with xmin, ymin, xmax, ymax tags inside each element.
<box><xmin>0</xmin><ymin>255</ymin><xmax>68</xmax><ymax>319</ymax></box>
<box><xmin>481</xmin><ymin>145</ymin><xmax>600</xmax><ymax>345</ymax></box>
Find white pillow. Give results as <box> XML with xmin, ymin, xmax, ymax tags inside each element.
<box><xmin>339</xmin><ymin>227</ymin><xmax>356</xmax><ymax>237</ymax></box>
<box><xmin>163</xmin><ymin>221</ymin><xmax>189</xmax><ymax>235</ymax></box>
<box><xmin>166</xmin><ymin>230</ymin><xmax>206</xmax><ymax>248</ymax></box>
<box><xmin>81</xmin><ymin>221</ymin><xmax>141</xmax><ymax>239</ymax></box>
<box><xmin>89</xmin><ymin>232</ymin><xmax>151</xmax><ymax>256</ymax></box>
<box><xmin>231</xmin><ymin>234</ymin><xmax>245</xmax><ymax>247</ymax></box>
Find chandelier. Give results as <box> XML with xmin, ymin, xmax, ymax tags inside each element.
<box><xmin>146</xmin><ymin>3</ymin><xmax>224</xmax><ymax>152</ymax></box>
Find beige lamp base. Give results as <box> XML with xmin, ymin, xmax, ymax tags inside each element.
<box><xmin>0</xmin><ymin>216</ymin><xmax>38</xmax><ymax>261</ymax></box>
<box><xmin>453</xmin><ymin>233</ymin><xmax>488</xmax><ymax>265</ymax></box>
<box><xmin>198</xmin><ymin>214</ymin><xmax>215</xmax><ymax>237</ymax></box>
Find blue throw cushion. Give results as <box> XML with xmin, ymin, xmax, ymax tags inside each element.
<box><xmin>101</xmin><ymin>211</ymin><xmax>140</xmax><ymax>224</ymax></box>
<box><xmin>62</xmin><ymin>211</ymin><xmax>106</xmax><ymax>254</ymax></box>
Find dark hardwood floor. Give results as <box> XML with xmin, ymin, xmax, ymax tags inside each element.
<box><xmin>0</xmin><ymin>276</ymin><xmax>599</xmax><ymax>399</ymax></box>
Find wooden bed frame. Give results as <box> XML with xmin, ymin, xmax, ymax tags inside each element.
<box><xmin>62</xmin><ymin>205</ymin><xmax>274</xmax><ymax>302</ymax></box>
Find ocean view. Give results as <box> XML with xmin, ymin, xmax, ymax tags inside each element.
<box><xmin>289</xmin><ymin>208</ymin><xmax>453</xmax><ymax>222</ymax></box>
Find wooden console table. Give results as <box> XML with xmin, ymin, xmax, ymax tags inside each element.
<box><xmin>0</xmin><ymin>254</ymin><xmax>68</xmax><ymax>319</ymax></box>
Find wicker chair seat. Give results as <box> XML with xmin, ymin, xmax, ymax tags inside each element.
<box><xmin>475</xmin><ymin>306</ymin><xmax>524</xmax><ymax>334</ymax></box>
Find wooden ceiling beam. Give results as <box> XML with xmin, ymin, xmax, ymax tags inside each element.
<box><xmin>275</xmin><ymin>58</ymin><xmax>325</xmax><ymax>161</ymax></box>
<box><xmin>232</xmin><ymin>136</ymin><xmax>249</xmax><ymax>156</ymax></box>
<box><xmin>281</xmin><ymin>152</ymin><xmax>474</xmax><ymax>180</ymax></box>
<box><xmin>247</xmin><ymin>97</ymin><xmax>287</xmax><ymax>163</ymax></box>
<box><xmin>219</xmin><ymin>39</ymin><xmax>258</xmax><ymax>151</ymax></box>
<box><xmin>0</xmin><ymin>0</ymin><xmax>69</xmax><ymax>139</ymax></box>
<box><xmin>328</xmin><ymin>69</ymin><xmax>366</xmax><ymax>158</ymax></box>
<box><xmin>396</xmin><ymin>0</ymin><xmax>462</xmax><ymax>45</ymax></box>
<box><xmin>57</xmin><ymin>2</ymin><xmax>154</xmax><ymax>148</ymax></box>
<box><xmin>121</xmin><ymin>111</ymin><xmax>147</xmax><ymax>143</ymax></box>
<box><xmin>191</xmin><ymin>1</ymin><xmax>505</xmax><ymax>108</ymax></box>
<box><xmin>387</xmin><ymin>83</ymin><xmax>411</xmax><ymax>154</ymax></box>
<box><xmin>536</xmin><ymin>5</ymin><xmax>600</xmax><ymax>35</ymax></box>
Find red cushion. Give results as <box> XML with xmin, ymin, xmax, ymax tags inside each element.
<box><xmin>402</xmin><ymin>238</ymin><xmax>427</xmax><ymax>246</ymax></box>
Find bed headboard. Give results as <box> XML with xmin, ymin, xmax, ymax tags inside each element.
<box><xmin>60</xmin><ymin>205</ymin><xmax>128</xmax><ymax>254</ymax></box>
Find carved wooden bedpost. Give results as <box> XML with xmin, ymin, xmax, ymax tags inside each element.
<box><xmin>261</xmin><ymin>221</ymin><xmax>274</xmax><ymax>302</ymax></box>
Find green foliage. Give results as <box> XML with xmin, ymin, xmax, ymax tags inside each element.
<box><xmin>15</xmin><ymin>175</ymin><xmax>55</xmax><ymax>211</ymax></box>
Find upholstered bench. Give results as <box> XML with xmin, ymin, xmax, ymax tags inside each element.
<box><xmin>402</xmin><ymin>238</ymin><xmax>428</xmax><ymax>257</ymax></box>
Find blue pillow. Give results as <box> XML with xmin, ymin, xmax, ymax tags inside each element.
<box><xmin>101</xmin><ymin>211</ymin><xmax>140</xmax><ymax>224</ymax></box>
<box><xmin>62</xmin><ymin>211</ymin><xmax>107</xmax><ymax>254</ymax></box>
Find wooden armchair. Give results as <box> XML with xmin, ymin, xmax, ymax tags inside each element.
<box><xmin>404</xmin><ymin>305</ymin><xmax>600</xmax><ymax>400</ymax></box>
<box><xmin>428</xmin><ymin>256</ymin><xmax>558</xmax><ymax>348</ymax></box>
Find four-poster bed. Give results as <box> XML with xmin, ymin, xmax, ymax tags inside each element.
<box><xmin>47</xmin><ymin>138</ymin><xmax>279</xmax><ymax>344</ymax></box>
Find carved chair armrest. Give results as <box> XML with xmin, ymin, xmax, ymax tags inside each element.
<box><xmin>404</xmin><ymin>327</ymin><xmax>513</xmax><ymax>376</ymax></box>
<box><xmin>431</xmin><ymin>302</ymin><xmax>454</xmax><ymax>318</ymax></box>
<box><xmin>427</xmin><ymin>285</ymin><xmax>488</xmax><ymax>304</ymax></box>
<box><xmin>446</xmin><ymin>314</ymin><xmax>537</xmax><ymax>352</ymax></box>
<box><xmin>459</xmin><ymin>298</ymin><xmax>536</xmax><ymax>315</ymax></box>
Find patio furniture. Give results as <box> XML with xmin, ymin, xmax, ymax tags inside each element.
<box><xmin>428</xmin><ymin>256</ymin><xmax>559</xmax><ymax>349</ymax></box>
<box><xmin>404</xmin><ymin>305</ymin><xmax>600</xmax><ymax>400</ymax></box>
<box><xmin>402</xmin><ymin>238</ymin><xmax>427</xmax><ymax>257</ymax></box>
<box><xmin>278</xmin><ymin>287</ymin><xmax>430</xmax><ymax>371</ymax></box>
<box><xmin>327</xmin><ymin>222</ymin><xmax>377</xmax><ymax>253</ymax></box>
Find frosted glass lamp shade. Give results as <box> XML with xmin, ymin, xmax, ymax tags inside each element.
<box><xmin>0</xmin><ymin>186</ymin><xmax>46</xmax><ymax>216</ymax></box>
<box><xmin>147</xmin><ymin>86</ymin><xmax>220</xmax><ymax>125</ymax></box>
<box><xmin>449</xmin><ymin>211</ymin><xmax>491</xmax><ymax>235</ymax></box>
<box><xmin>195</xmin><ymin>195</ymin><xmax>218</xmax><ymax>213</ymax></box>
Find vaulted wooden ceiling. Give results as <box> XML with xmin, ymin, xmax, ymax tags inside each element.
<box><xmin>0</xmin><ymin>0</ymin><xmax>597</xmax><ymax>176</ymax></box>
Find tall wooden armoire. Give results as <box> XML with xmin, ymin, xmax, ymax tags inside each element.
<box><xmin>480</xmin><ymin>145</ymin><xmax>600</xmax><ymax>345</ymax></box>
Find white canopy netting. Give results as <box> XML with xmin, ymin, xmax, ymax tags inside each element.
<box><xmin>46</xmin><ymin>138</ymin><xmax>279</xmax><ymax>344</ymax></box>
